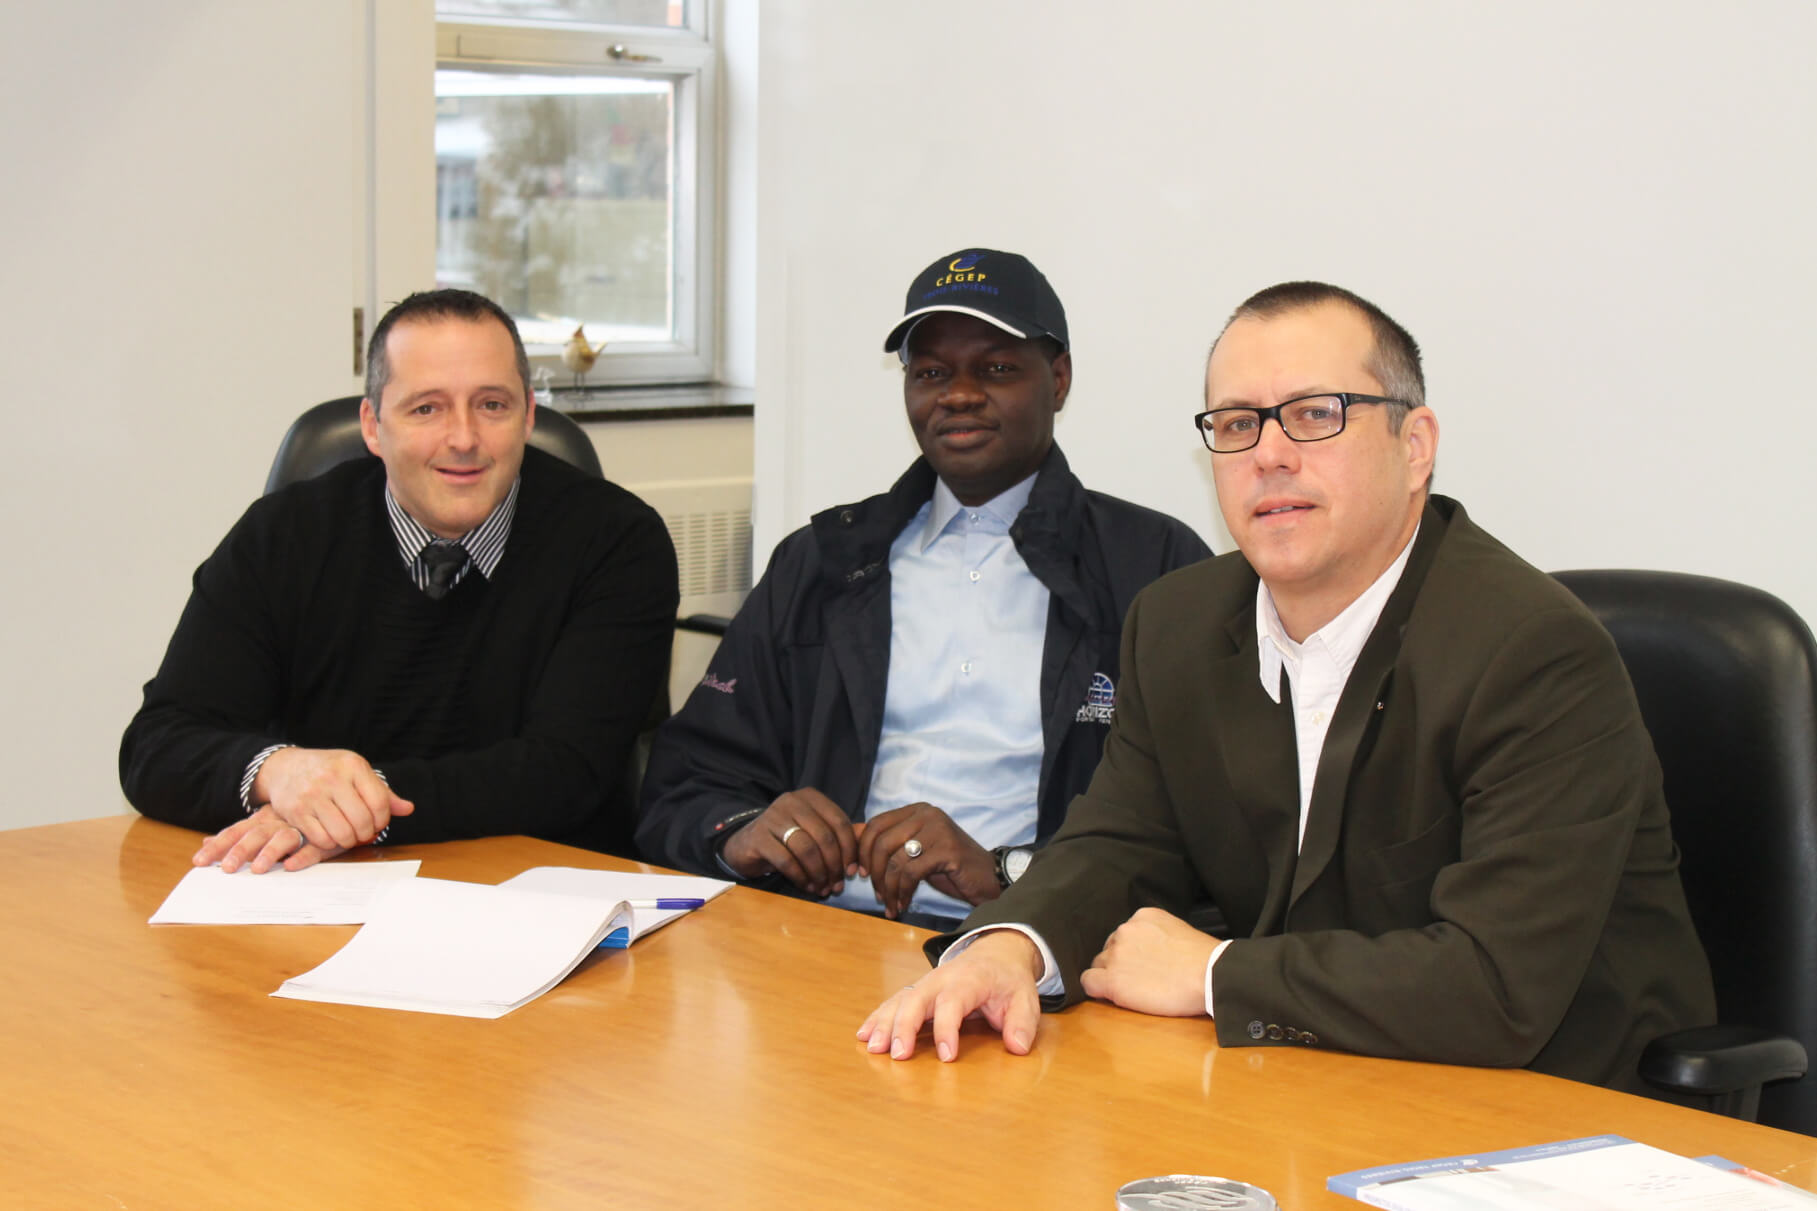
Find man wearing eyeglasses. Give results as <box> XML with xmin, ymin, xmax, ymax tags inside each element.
<box><xmin>637</xmin><ymin>249</ymin><xmax>1210</xmax><ymax>929</ymax></box>
<box><xmin>859</xmin><ymin>281</ymin><xmax>1714</xmax><ymax>1093</ymax></box>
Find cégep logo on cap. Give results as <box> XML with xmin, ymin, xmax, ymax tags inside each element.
<box><xmin>934</xmin><ymin>253</ymin><xmax>990</xmax><ymax>289</ymax></box>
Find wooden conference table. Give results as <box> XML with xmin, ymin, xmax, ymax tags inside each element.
<box><xmin>6</xmin><ymin>815</ymin><xmax>1816</xmax><ymax>1209</ymax></box>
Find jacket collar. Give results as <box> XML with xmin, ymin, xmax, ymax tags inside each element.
<box><xmin>810</xmin><ymin>444</ymin><xmax>1085</xmax><ymax>594</ymax></box>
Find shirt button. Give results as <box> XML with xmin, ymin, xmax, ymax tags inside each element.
<box><xmin>1312</xmin><ymin>710</ymin><xmax>1327</xmax><ymax>725</ymax></box>
<box><xmin>968</xmin><ymin>570</ymin><xmax>981</xmax><ymax>582</ymax></box>
<box><xmin>961</xmin><ymin>661</ymin><xmax>973</xmax><ymax>674</ymax></box>
<box><xmin>968</xmin><ymin>512</ymin><xmax>980</xmax><ymax>523</ymax></box>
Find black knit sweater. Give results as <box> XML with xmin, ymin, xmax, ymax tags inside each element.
<box><xmin>120</xmin><ymin>447</ymin><xmax>677</xmax><ymax>856</ymax></box>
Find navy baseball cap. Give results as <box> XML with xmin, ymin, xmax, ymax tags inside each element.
<box><xmin>882</xmin><ymin>248</ymin><xmax>1069</xmax><ymax>357</ymax></box>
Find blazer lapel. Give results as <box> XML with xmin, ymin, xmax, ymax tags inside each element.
<box><xmin>1206</xmin><ymin>611</ymin><xmax>1302</xmax><ymax>935</ymax></box>
<box><xmin>1289</xmin><ymin>503</ymin><xmax>1448</xmax><ymax>912</ymax></box>
<box><xmin>1290</xmin><ymin>659</ymin><xmax>1395</xmax><ymax>911</ymax></box>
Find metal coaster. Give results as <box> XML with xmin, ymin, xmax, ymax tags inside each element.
<box><xmin>1115</xmin><ymin>1174</ymin><xmax>1279</xmax><ymax>1210</ymax></box>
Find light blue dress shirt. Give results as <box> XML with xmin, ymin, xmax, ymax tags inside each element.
<box><xmin>824</xmin><ymin>474</ymin><xmax>1049</xmax><ymax>922</ymax></box>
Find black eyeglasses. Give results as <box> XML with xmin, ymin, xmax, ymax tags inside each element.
<box><xmin>1194</xmin><ymin>393</ymin><xmax>1406</xmax><ymax>453</ymax></box>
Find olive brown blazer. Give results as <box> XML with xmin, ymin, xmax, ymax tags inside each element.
<box><xmin>940</xmin><ymin>496</ymin><xmax>1715</xmax><ymax>1092</ymax></box>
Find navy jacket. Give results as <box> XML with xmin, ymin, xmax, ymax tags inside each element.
<box><xmin>636</xmin><ymin>445</ymin><xmax>1211</xmax><ymax>878</ymax></box>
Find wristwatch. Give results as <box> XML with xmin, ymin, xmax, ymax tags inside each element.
<box><xmin>992</xmin><ymin>845</ymin><xmax>1034</xmax><ymax>888</ymax></box>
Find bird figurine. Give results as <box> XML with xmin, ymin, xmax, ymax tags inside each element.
<box><xmin>561</xmin><ymin>326</ymin><xmax>605</xmax><ymax>388</ymax></box>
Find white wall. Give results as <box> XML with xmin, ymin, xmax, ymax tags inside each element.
<box><xmin>0</xmin><ymin>1</ymin><xmax>434</xmax><ymax>831</ymax></box>
<box><xmin>754</xmin><ymin>2</ymin><xmax>1817</xmax><ymax>629</ymax></box>
<box><xmin>6</xmin><ymin>1</ymin><xmax>1809</xmax><ymax>833</ymax></box>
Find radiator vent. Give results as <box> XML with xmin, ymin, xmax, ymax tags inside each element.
<box><xmin>628</xmin><ymin>477</ymin><xmax>755</xmax><ymax>616</ymax></box>
<box><xmin>669</xmin><ymin>507</ymin><xmax>753</xmax><ymax>598</ymax></box>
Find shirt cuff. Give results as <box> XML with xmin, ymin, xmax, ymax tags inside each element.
<box><xmin>939</xmin><ymin>924</ymin><xmax>1066</xmax><ymax>998</ymax></box>
<box><xmin>371</xmin><ymin>767</ymin><xmax>389</xmax><ymax>845</ymax></box>
<box><xmin>1204</xmin><ymin>938</ymin><xmax>1232</xmax><ymax>1018</ymax></box>
<box><xmin>239</xmin><ymin>744</ymin><xmax>292</xmax><ymax>813</ymax></box>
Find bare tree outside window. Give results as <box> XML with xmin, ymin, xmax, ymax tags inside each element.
<box><xmin>435</xmin><ymin>4</ymin><xmax>715</xmax><ymax>385</ymax></box>
<box><xmin>436</xmin><ymin>71</ymin><xmax>673</xmax><ymax>348</ymax></box>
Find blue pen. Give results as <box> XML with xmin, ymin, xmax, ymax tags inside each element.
<box><xmin>598</xmin><ymin>898</ymin><xmax>709</xmax><ymax>949</ymax></box>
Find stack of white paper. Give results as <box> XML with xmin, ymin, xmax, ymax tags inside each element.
<box><xmin>152</xmin><ymin>861</ymin><xmax>732</xmax><ymax>1019</ymax></box>
<box><xmin>149</xmin><ymin>860</ymin><xmax>422</xmax><ymax>925</ymax></box>
<box><xmin>272</xmin><ymin>877</ymin><xmax>628</xmax><ymax>1019</ymax></box>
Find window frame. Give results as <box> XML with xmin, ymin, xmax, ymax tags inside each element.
<box><xmin>434</xmin><ymin>9</ymin><xmax>718</xmax><ymax>386</ymax></box>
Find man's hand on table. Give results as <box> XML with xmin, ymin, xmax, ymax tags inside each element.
<box><xmin>857</xmin><ymin>929</ymin><xmax>1043</xmax><ymax>1062</ymax></box>
<box><xmin>194</xmin><ymin>746</ymin><xmax>414</xmax><ymax>873</ymax></box>
<box><xmin>196</xmin><ymin>804</ymin><xmax>350</xmax><ymax>873</ymax></box>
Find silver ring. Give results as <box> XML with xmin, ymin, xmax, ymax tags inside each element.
<box><xmin>902</xmin><ymin>838</ymin><xmax>924</xmax><ymax>860</ymax></box>
<box><xmin>780</xmin><ymin>825</ymin><xmax>801</xmax><ymax>845</ymax></box>
<box><xmin>292</xmin><ymin>824</ymin><xmax>308</xmax><ymax>847</ymax></box>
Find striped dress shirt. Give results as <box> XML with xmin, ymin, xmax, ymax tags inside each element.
<box><xmin>384</xmin><ymin>477</ymin><xmax>520</xmax><ymax>592</ymax></box>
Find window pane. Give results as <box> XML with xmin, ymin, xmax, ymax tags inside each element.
<box><xmin>435</xmin><ymin>69</ymin><xmax>674</xmax><ymax>349</ymax></box>
<box><xmin>435</xmin><ymin>0</ymin><xmax>686</xmax><ymax>29</ymax></box>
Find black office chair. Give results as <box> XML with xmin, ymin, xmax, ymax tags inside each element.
<box><xmin>1554</xmin><ymin>569</ymin><xmax>1816</xmax><ymax>1134</ymax></box>
<box><xmin>264</xmin><ymin>394</ymin><xmax>603</xmax><ymax>493</ymax></box>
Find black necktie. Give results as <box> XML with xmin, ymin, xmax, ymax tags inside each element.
<box><xmin>421</xmin><ymin>541</ymin><xmax>468</xmax><ymax>601</ymax></box>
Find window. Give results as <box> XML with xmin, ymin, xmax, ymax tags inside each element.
<box><xmin>435</xmin><ymin>1</ymin><xmax>716</xmax><ymax>386</ymax></box>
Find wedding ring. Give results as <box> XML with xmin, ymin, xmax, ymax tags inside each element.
<box><xmin>780</xmin><ymin>825</ymin><xmax>802</xmax><ymax>845</ymax></box>
<box><xmin>292</xmin><ymin>825</ymin><xmax>308</xmax><ymax>848</ymax></box>
<box><xmin>902</xmin><ymin>838</ymin><xmax>924</xmax><ymax>860</ymax></box>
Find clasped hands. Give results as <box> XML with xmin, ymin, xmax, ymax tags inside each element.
<box><xmin>192</xmin><ymin>747</ymin><xmax>415</xmax><ymax>874</ymax></box>
<box><xmin>856</xmin><ymin>907</ymin><xmax>1218</xmax><ymax>1062</ymax></box>
<box><xmin>719</xmin><ymin>788</ymin><xmax>1000</xmax><ymax>919</ymax></box>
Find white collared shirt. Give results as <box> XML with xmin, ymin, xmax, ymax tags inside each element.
<box><xmin>1255</xmin><ymin>524</ymin><xmax>1419</xmax><ymax>850</ymax></box>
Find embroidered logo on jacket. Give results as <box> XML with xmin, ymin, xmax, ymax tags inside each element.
<box><xmin>1075</xmin><ymin>672</ymin><xmax>1115</xmax><ymax>724</ymax></box>
<box><xmin>700</xmin><ymin>673</ymin><xmax>737</xmax><ymax>695</ymax></box>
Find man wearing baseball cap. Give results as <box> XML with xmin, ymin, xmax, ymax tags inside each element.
<box><xmin>637</xmin><ymin>249</ymin><xmax>1210</xmax><ymax>928</ymax></box>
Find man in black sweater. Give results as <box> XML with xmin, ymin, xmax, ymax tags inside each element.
<box><xmin>121</xmin><ymin>290</ymin><xmax>677</xmax><ymax>870</ymax></box>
